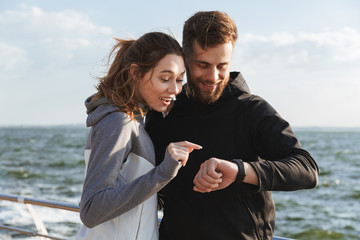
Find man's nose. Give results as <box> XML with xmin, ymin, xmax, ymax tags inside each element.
<box><xmin>206</xmin><ymin>67</ymin><xmax>219</xmax><ymax>83</ymax></box>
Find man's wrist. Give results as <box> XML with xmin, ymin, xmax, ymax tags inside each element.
<box><xmin>231</xmin><ymin>159</ymin><xmax>246</xmax><ymax>183</ymax></box>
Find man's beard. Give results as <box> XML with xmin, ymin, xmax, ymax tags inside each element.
<box><xmin>188</xmin><ymin>76</ymin><xmax>229</xmax><ymax>104</ymax></box>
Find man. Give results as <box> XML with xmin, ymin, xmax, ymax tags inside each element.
<box><xmin>146</xmin><ymin>11</ymin><xmax>319</xmax><ymax>240</ymax></box>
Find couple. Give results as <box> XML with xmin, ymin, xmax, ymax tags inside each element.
<box><xmin>77</xmin><ymin>11</ymin><xmax>319</xmax><ymax>240</ymax></box>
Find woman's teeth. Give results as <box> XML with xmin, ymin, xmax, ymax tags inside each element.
<box><xmin>160</xmin><ymin>97</ymin><xmax>172</xmax><ymax>103</ymax></box>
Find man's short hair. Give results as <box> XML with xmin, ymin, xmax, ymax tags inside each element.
<box><xmin>182</xmin><ymin>11</ymin><xmax>238</xmax><ymax>60</ymax></box>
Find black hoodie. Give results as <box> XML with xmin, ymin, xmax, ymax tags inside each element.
<box><xmin>146</xmin><ymin>72</ymin><xmax>319</xmax><ymax>240</ymax></box>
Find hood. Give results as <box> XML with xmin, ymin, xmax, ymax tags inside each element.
<box><xmin>222</xmin><ymin>71</ymin><xmax>251</xmax><ymax>98</ymax></box>
<box><xmin>85</xmin><ymin>95</ymin><xmax>119</xmax><ymax>127</ymax></box>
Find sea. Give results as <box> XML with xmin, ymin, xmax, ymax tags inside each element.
<box><xmin>0</xmin><ymin>126</ymin><xmax>359</xmax><ymax>240</ymax></box>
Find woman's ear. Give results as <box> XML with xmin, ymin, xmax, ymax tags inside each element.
<box><xmin>130</xmin><ymin>63</ymin><xmax>139</xmax><ymax>81</ymax></box>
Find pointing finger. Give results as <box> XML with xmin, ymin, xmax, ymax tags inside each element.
<box><xmin>176</xmin><ymin>141</ymin><xmax>202</xmax><ymax>153</ymax></box>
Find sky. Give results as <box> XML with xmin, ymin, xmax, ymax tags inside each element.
<box><xmin>1</xmin><ymin>0</ymin><xmax>359</xmax><ymax>127</ymax></box>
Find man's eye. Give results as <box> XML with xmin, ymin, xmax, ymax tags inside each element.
<box><xmin>198</xmin><ymin>63</ymin><xmax>208</xmax><ymax>69</ymax></box>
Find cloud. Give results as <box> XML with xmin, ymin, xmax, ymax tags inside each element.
<box><xmin>236</xmin><ymin>27</ymin><xmax>360</xmax><ymax>68</ymax></box>
<box><xmin>0</xmin><ymin>5</ymin><xmax>112</xmax><ymax>36</ymax></box>
<box><xmin>0</xmin><ymin>5</ymin><xmax>113</xmax><ymax>69</ymax></box>
<box><xmin>0</xmin><ymin>5</ymin><xmax>115</xmax><ymax>126</ymax></box>
<box><xmin>0</xmin><ymin>42</ymin><xmax>31</xmax><ymax>72</ymax></box>
<box><xmin>231</xmin><ymin>28</ymin><xmax>360</xmax><ymax>127</ymax></box>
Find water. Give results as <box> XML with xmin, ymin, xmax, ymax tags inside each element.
<box><xmin>273</xmin><ymin>129</ymin><xmax>360</xmax><ymax>240</ymax></box>
<box><xmin>0</xmin><ymin>126</ymin><xmax>87</xmax><ymax>239</ymax></box>
<box><xmin>0</xmin><ymin>126</ymin><xmax>359</xmax><ymax>239</ymax></box>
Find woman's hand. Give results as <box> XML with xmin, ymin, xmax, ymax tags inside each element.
<box><xmin>167</xmin><ymin>141</ymin><xmax>202</xmax><ymax>166</ymax></box>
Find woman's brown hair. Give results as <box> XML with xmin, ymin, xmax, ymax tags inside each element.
<box><xmin>94</xmin><ymin>32</ymin><xmax>183</xmax><ymax>119</ymax></box>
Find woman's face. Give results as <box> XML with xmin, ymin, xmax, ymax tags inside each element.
<box><xmin>137</xmin><ymin>54</ymin><xmax>185</xmax><ymax>112</ymax></box>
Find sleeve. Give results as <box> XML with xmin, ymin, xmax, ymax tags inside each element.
<box><xmin>246</xmin><ymin>96</ymin><xmax>319</xmax><ymax>192</ymax></box>
<box><xmin>79</xmin><ymin>113</ymin><xmax>181</xmax><ymax>228</ymax></box>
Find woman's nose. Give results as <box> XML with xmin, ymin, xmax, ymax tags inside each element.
<box><xmin>168</xmin><ymin>81</ymin><xmax>180</xmax><ymax>94</ymax></box>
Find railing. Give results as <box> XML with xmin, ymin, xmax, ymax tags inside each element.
<box><xmin>1</xmin><ymin>193</ymin><xmax>293</xmax><ymax>240</ymax></box>
<box><xmin>0</xmin><ymin>193</ymin><xmax>79</xmax><ymax>240</ymax></box>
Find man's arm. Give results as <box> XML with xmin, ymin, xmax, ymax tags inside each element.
<box><xmin>193</xmin><ymin>96</ymin><xmax>319</xmax><ymax>193</ymax></box>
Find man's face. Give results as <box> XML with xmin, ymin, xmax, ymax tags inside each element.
<box><xmin>187</xmin><ymin>41</ymin><xmax>233</xmax><ymax>104</ymax></box>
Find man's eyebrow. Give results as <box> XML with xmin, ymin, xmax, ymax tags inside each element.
<box><xmin>194</xmin><ymin>60</ymin><xmax>209</xmax><ymax>64</ymax></box>
<box><xmin>195</xmin><ymin>60</ymin><xmax>229</xmax><ymax>65</ymax></box>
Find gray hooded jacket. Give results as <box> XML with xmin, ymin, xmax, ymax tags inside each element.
<box><xmin>76</xmin><ymin>96</ymin><xmax>181</xmax><ymax>240</ymax></box>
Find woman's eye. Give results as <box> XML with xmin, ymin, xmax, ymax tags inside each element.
<box><xmin>161</xmin><ymin>78</ymin><xmax>170</xmax><ymax>82</ymax></box>
<box><xmin>176</xmin><ymin>79</ymin><xmax>184</xmax><ymax>83</ymax></box>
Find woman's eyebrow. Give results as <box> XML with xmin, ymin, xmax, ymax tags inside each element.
<box><xmin>160</xmin><ymin>70</ymin><xmax>174</xmax><ymax>74</ymax></box>
<box><xmin>160</xmin><ymin>70</ymin><xmax>186</xmax><ymax>75</ymax></box>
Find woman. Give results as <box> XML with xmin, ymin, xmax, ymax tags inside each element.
<box><xmin>76</xmin><ymin>32</ymin><xmax>201</xmax><ymax>240</ymax></box>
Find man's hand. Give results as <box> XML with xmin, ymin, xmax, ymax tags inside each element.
<box><xmin>193</xmin><ymin>158</ymin><xmax>259</xmax><ymax>193</ymax></box>
<box><xmin>193</xmin><ymin>158</ymin><xmax>238</xmax><ymax>193</ymax></box>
